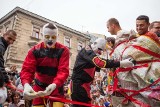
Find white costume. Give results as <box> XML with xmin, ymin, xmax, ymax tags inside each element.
<box><xmin>111</xmin><ymin>32</ymin><xmax>160</xmax><ymax>107</ymax></box>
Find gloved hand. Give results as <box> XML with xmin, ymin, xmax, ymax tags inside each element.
<box><xmin>43</xmin><ymin>83</ymin><xmax>56</xmax><ymax>96</ymax></box>
<box><xmin>23</xmin><ymin>83</ymin><xmax>38</xmax><ymax>100</ymax></box>
<box><xmin>120</xmin><ymin>58</ymin><xmax>135</xmax><ymax>68</ymax></box>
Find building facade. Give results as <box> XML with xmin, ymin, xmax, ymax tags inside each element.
<box><xmin>0</xmin><ymin>7</ymin><xmax>90</xmax><ymax>74</ymax></box>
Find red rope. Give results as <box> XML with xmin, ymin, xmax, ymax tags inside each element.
<box><xmin>112</xmin><ymin>64</ymin><xmax>160</xmax><ymax>107</ymax></box>
<box><xmin>6</xmin><ymin>83</ymin><xmax>103</xmax><ymax>107</ymax></box>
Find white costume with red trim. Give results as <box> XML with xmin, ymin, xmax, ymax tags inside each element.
<box><xmin>111</xmin><ymin>32</ymin><xmax>160</xmax><ymax>107</ymax></box>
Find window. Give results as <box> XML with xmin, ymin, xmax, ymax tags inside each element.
<box><xmin>4</xmin><ymin>21</ymin><xmax>11</xmax><ymax>32</ymax></box>
<box><xmin>5</xmin><ymin>26</ymin><xmax>9</xmax><ymax>32</ymax></box>
<box><xmin>32</xmin><ymin>26</ymin><xmax>40</xmax><ymax>39</ymax></box>
<box><xmin>64</xmin><ymin>37</ymin><xmax>71</xmax><ymax>48</ymax></box>
<box><xmin>77</xmin><ymin>41</ymin><xmax>83</xmax><ymax>51</ymax></box>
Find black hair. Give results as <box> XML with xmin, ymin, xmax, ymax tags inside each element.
<box><xmin>149</xmin><ymin>21</ymin><xmax>160</xmax><ymax>30</ymax></box>
<box><xmin>45</xmin><ymin>23</ymin><xmax>57</xmax><ymax>29</ymax></box>
<box><xmin>136</xmin><ymin>15</ymin><xmax>149</xmax><ymax>24</ymax></box>
<box><xmin>106</xmin><ymin>37</ymin><xmax>115</xmax><ymax>45</ymax></box>
<box><xmin>4</xmin><ymin>30</ymin><xmax>17</xmax><ymax>37</ymax></box>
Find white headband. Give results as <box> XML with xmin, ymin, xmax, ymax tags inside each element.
<box><xmin>43</xmin><ymin>27</ymin><xmax>58</xmax><ymax>36</ymax></box>
<box><xmin>42</xmin><ymin>23</ymin><xmax>58</xmax><ymax>36</ymax></box>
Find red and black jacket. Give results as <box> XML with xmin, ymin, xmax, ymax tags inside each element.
<box><xmin>71</xmin><ymin>46</ymin><xmax>120</xmax><ymax>83</ymax></box>
<box><xmin>20</xmin><ymin>42</ymin><xmax>69</xmax><ymax>89</ymax></box>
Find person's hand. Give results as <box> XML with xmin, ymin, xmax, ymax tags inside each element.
<box><xmin>43</xmin><ymin>83</ymin><xmax>56</xmax><ymax>96</ymax></box>
<box><xmin>5</xmin><ymin>80</ymin><xmax>14</xmax><ymax>87</ymax></box>
<box><xmin>120</xmin><ymin>58</ymin><xmax>135</xmax><ymax>68</ymax></box>
<box><xmin>23</xmin><ymin>83</ymin><xmax>38</xmax><ymax>100</ymax></box>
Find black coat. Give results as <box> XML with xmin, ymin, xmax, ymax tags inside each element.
<box><xmin>0</xmin><ymin>37</ymin><xmax>9</xmax><ymax>86</ymax></box>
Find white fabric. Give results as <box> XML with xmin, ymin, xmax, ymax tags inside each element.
<box><xmin>111</xmin><ymin>33</ymin><xmax>160</xmax><ymax>106</ymax></box>
<box><xmin>117</xmin><ymin>30</ymin><xmax>130</xmax><ymax>37</ymax></box>
<box><xmin>120</xmin><ymin>58</ymin><xmax>134</xmax><ymax>68</ymax></box>
<box><xmin>111</xmin><ymin>29</ymin><xmax>136</xmax><ymax>60</ymax></box>
<box><xmin>37</xmin><ymin>83</ymin><xmax>57</xmax><ymax>97</ymax></box>
<box><xmin>0</xmin><ymin>87</ymin><xmax>7</xmax><ymax>104</ymax></box>
<box><xmin>44</xmin><ymin>83</ymin><xmax>56</xmax><ymax>96</ymax></box>
<box><xmin>23</xmin><ymin>83</ymin><xmax>38</xmax><ymax>100</ymax></box>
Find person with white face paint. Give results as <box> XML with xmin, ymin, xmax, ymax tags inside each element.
<box><xmin>43</xmin><ymin>23</ymin><xmax>58</xmax><ymax>48</ymax></box>
<box><xmin>71</xmin><ymin>38</ymin><xmax>135</xmax><ymax>107</ymax></box>
<box><xmin>20</xmin><ymin>23</ymin><xmax>70</xmax><ymax>107</ymax></box>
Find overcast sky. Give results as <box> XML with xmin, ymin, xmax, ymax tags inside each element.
<box><xmin>0</xmin><ymin>0</ymin><xmax>160</xmax><ymax>36</ymax></box>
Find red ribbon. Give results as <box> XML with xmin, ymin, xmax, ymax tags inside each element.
<box><xmin>132</xmin><ymin>45</ymin><xmax>160</xmax><ymax>59</ymax></box>
<box><xmin>6</xmin><ymin>84</ymin><xmax>103</xmax><ymax>107</ymax></box>
<box><xmin>112</xmin><ymin>64</ymin><xmax>160</xmax><ymax>107</ymax></box>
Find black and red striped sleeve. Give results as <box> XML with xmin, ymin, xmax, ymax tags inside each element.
<box><xmin>80</xmin><ymin>48</ymin><xmax>120</xmax><ymax>68</ymax></box>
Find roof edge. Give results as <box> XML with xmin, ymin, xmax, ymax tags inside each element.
<box><xmin>0</xmin><ymin>7</ymin><xmax>90</xmax><ymax>39</ymax></box>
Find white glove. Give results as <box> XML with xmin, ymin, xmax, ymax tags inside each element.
<box><xmin>43</xmin><ymin>83</ymin><xmax>56</xmax><ymax>96</ymax></box>
<box><xmin>23</xmin><ymin>83</ymin><xmax>38</xmax><ymax>100</ymax></box>
<box><xmin>120</xmin><ymin>58</ymin><xmax>134</xmax><ymax>68</ymax></box>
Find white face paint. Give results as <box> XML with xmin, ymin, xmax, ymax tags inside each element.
<box><xmin>42</xmin><ymin>23</ymin><xmax>58</xmax><ymax>48</ymax></box>
<box><xmin>91</xmin><ymin>38</ymin><xmax>107</xmax><ymax>55</ymax></box>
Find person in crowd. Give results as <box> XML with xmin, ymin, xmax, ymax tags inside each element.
<box><xmin>0</xmin><ymin>30</ymin><xmax>17</xmax><ymax>85</ymax></box>
<box><xmin>95</xmin><ymin>89</ymin><xmax>105</xmax><ymax>106</ymax></box>
<box><xmin>149</xmin><ymin>21</ymin><xmax>160</xmax><ymax>38</ymax></box>
<box><xmin>71</xmin><ymin>37</ymin><xmax>135</xmax><ymax>107</ymax></box>
<box><xmin>106</xmin><ymin>18</ymin><xmax>137</xmax><ymax>60</ymax></box>
<box><xmin>20</xmin><ymin>23</ymin><xmax>70</xmax><ymax>107</ymax></box>
<box><xmin>10</xmin><ymin>65</ymin><xmax>19</xmax><ymax>79</ymax></box>
<box><xmin>8</xmin><ymin>91</ymin><xmax>21</xmax><ymax>107</ymax></box>
<box><xmin>90</xmin><ymin>80</ymin><xmax>100</xmax><ymax>93</ymax></box>
<box><xmin>0</xmin><ymin>30</ymin><xmax>17</xmax><ymax>106</ymax></box>
<box><xmin>106</xmin><ymin>37</ymin><xmax>115</xmax><ymax>51</ymax></box>
<box><xmin>5</xmin><ymin>87</ymin><xmax>13</xmax><ymax>104</ymax></box>
<box><xmin>0</xmin><ymin>78</ymin><xmax>7</xmax><ymax>107</ymax></box>
<box><xmin>106</xmin><ymin>18</ymin><xmax>122</xmax><ymax>35</ymax></box>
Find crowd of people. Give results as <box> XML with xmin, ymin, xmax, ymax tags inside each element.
<box><xmin>0</xmin><ymin>15</ymin><xmax>160</xmax><ymax>107</ymax></box>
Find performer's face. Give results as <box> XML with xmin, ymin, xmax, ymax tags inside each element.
<box><xmin>91</xmin><ymin>38</ymin><xmax>106</xmax><ymax>56</ymax></box>
<box><xmin>43</xmin><ymin>29</ymin><xmax>58</xmax><ymax>48</ymax></box>
<box><xmin>136</xmin><ymin>20</ymin><xmax>149</xmax><ymax>35</ymax></box>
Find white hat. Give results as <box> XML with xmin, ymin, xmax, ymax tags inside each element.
<box><xmin>91</xmin><ymin>38</ymin><xmax>106</xmax><ymax>51</ymax></box>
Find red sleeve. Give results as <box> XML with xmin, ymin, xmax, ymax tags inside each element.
<box><xmin>80</xmin><ymin>47</ymin><xmax>120</xmax><ymax>68</ymax></box>
<box><xmin>52</xmin><ymin>47</ymin><xmax>69</xmax><ymax>87</ymax></box>
<box><xmin>20</xmin><ymin>48</ymin><xmax>37</xmax><ymax>86</ymax></box>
